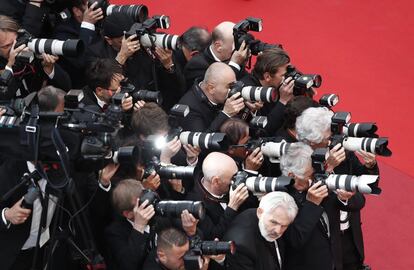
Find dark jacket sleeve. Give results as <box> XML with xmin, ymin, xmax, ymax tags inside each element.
<box><xmin>182</xmin><ymin>109</ymin><xmax>229</xmax><ymax>133</ymax></box>
<box><xmin>285</xmin><ymin>200</ymin><xmax>324</xmax><ymax>249</ymax></box>
<box><xmin>48</xmin><ymin>63</ymin><xmax>72</xmax><ymax>91</ymax></box>
<box><xmin>198</xmin><ymin>207</ymin><xmax>238</xmax><ymax>240</ymax></box>
<box><xmin>265</xmin><ymin>102</ymin><xmax>286</xmax><ymax>136</ymax></box>
<box><xmin>336</xmin><ymin>192</ymin><xmax>366</xmax><ymax>212</ymax></box>
<box><xmin>22</xmin><ymin>3</ymin><xmax>47</xmax><ymax>37</ymax></box>
<box><xmin>105</xmin><ymin>224</ymin><xmax>149</xmax><ymax>270</ymax></box>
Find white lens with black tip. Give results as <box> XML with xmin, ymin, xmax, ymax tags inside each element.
<box><xmin>323</xmin><ymin>174</ymin><xmax>381</xmax><ymax>194</ymax></box>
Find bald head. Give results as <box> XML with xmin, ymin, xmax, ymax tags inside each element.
<box><xmin>211</xmin><ymin>21</ymin><xmax>235</xmax><ymax>61</ymax></box>
<box><xmin>202</xmin><ymin>62</ymin><xmax>236</xmax><ymax>104</ymax></box>
<box><xmin>203</xmin><ymin>152</ymin><xmax>238</xmax><ymax>183</ymax></box>
<box><xmin>212</xmin><ymin>21</ymin><xmax>235</xmax><ymax>42</ymax></box>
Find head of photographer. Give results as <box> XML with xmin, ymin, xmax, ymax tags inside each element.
<box><xmin>223</xmin><ymin>191</ymin><xmax>298</xmax><ymax>270</ymax></box>
<box><xmin>0</xmin><ymin>15</ymin><xmax>72</xmax><ymax>99</ymax></box>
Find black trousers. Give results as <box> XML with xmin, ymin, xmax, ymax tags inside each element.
<box><xmin>341</xmin><ymin>228</ymin><xmax>363</xmax><ymax>270</ymax></box>
<box><xmin>10</xmin><ymin>247</ymin><xmax>44</xmax><ymax>270</ymax></box>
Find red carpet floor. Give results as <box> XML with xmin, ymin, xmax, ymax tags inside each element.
<box><xmin>112</xmin><ymin>1</ymin><xmax>414</xmax><ymax>268</ymax></box>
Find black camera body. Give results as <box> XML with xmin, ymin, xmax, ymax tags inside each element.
<box><xmin>184</xmin><ymin>237</ymin><xmax>235</xmax><ymax>270</ymax></box>
<box><xmin>285</xmin><ymin>65</ymin><xmax>322</xmax><ymax>96</ymax></box>
<box><xmin>139</xmin><ymin>189</ymin><xmax>205</xmax><ymax>219</ymax></box>
<box><xmin>233</xmin><ymin>17</ymin><xmax>280</xmax><ymax>56</ymax></box>
<box><xmin>119</xmin><ymin>80</ymin><xmax>162</xmax><ymax>105</ymax></box>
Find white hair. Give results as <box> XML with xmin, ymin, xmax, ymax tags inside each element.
<box><xmin>259</xmin><ymin>191</ymin><xmax>298</xmax><ymax>222</ymax></box>
<box><xmin>295</xmin><ymin>107</ymin><xmax>333</xmax><ymax>144</ymax></box>
<box><xmin>280</xmin><ymin>142</ymin><xmax>313</xmax><ymax>179</ymax></box>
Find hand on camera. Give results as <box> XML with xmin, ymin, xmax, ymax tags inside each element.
<box><xmin>245</xmin><ymin>101</ymin><xmax>263</xmax><ymax>113</ymax></box>
<box><xmin>223</xmin><ymin>92</ymin><xmax>245</xmax><ymax>117</ymax></box>
<box><xmin>121</xmin><ymin>93</ymin><xmax>133</xmax><ymax>111</ymax></box>
<box><xmin>4</xmin><ymin>198</ymin><xmax>32</xmax><ymax>225</ymax></box>
<box><xmin>142</xmin><ymin>171</ymin><xmax>161</xmax><ymax>191</ymax></box>
<box><xmin>160</xmin><ymin>136</ymin><xmax>182</xmax><ymax>163</ymax></box>
<box><xmin>7</xmin><ymin>40</ymin><xmax>26</xmax><ymax>67</ymax></box>
<box><xmin>228</xmin><ymin>183</ymin><xmax>249</xmax><ymax>211</ymax></box>
<box><xmin>244</xmin><ymin>147</ymin><xmax>264</xmax><ymax>171</ymax></box>
<box><xmin>336</xmin><ymin>189</ymin><xmax>355</xmax><ymax>201</ymax></box>
<box><xmin>230</xmin><ymin>40</ymin><xmax>249</xmax><ymax>66</ymax></box>
<box><xmin>306</xmin><ymin>180</ymin><xmax>329</xmax><ymax>206</ymax></box>
<box><xmin>99</xmin><ymin>163</ymin><xmax>120</xmax><ymax>186</ymax></box>
<box><xmin>133</xmin><ymin>198</ymin><xmax>155</xmax><ymax>233</ymax></box>
<box><xmin>41</xmin><ymin>53</ymin><xmax>59</xmax><ymax>76</ymax></box>
<box><xmin>325</xmin><ymin>144</ymin><xmax>346</xmax><ymax>173</ymax></box>
<box><xmin>356</xmin><ymin>150</ymin><xmax>377</xmax><ymax>169</ymax></box>
<box><xmin>183</xmin><ymin>144</ymin><xmax>201</xmax><ymax>165</ymax></box>
<box><xmin>133</xmin><ymin>100</ymin><xmax>146</xmax><ymax>111</ymax></box>
<box><xmin>181</xmin><ymin>209</ymin><xmax>198</xmax><ymax>236</ymax></box>
<box><xmin>279</xmin><ymin>77</ymin><xmax>294</xmax><ymax>105</ymax></box>
<box><xmin>83</xmin><ymin>2</ymin><xmax>104</xmax><ymax>24</ymax></box>
<box><xmin>116</xmin><ymin>35</ymin><xmax>140</xmax><ymax>65</ymax></box>
<box><xmin>0</xmin><ymin>107</ymin><xmax>6</xmax><ymax>117</ymax></box>
<box><xmin>155</xmin><ymin>47</ymin><xmax>174</xmax><ymax>70</ymax></box>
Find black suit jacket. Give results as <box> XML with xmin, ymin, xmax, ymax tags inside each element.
<box><xmin>0</xmin><ymin>160</ymin><xmax>34</xmax><ymax>270</ymax></box>
<box><xmin>177</xmin><ymin>82</ymin><xmax>229</xmax><ymax>133</ymax></box>
<box><xmin>183</xmin><ymin>46</ymin><xmax>247</xmax><ymax>90</ymax></box>
<box><xmin>285</xmin><ymin>188</ymin><xmax>365</xmax><ymax>270</ymax></box>
<box><xmin>223</xmin><ymin>208</ymin><xmax>284</xmax><ymax>270</ymax></box>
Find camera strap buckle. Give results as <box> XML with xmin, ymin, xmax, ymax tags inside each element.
<box><xmin>25</xmin><ymin>125</ymin><xmax>37</xmax><ymax>133</ymax></box>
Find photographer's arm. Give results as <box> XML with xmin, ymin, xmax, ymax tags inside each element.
<box><xmin>24</xmin><ymin>1</ymin><xmax>47</xmax><ymax>37</ymax></box>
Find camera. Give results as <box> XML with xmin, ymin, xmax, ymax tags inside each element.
<box><xmin>184</xmin><ymin>237</ymin><xmax>235</xmax><ymax>270</ymax></box>
<box><xmin>232</xmin><ymin>171</ymin><xmax>293</xmax><ymax>193</ymax></box>
<box><xmin>143</xmin><ymin>160</ymin><xmax>195</xmax><ymax>180</ymax></box>
<box><xmin>311</xmin><ymin>148</ymin><xmax>381</xmax><ymax>194</ymax></box>
<box><xmin>285</xmin><ymin>65</ymin><xmax>322</xmax><ymax>96</ymax></box>
<box><xmin>330</xmin><ymin>112</ymin><xmax>391</xmax><ymax>156</ymax></box>
<box><xmin>233</xmin><ymin>17</ymin><xmax>281</xmax><ymax>55</ymax></box>
<box><xmin>250</xmin><ymin>116</ymin><xmax>268</xmax><ymax>129</ymax></box>
<box><xmin>87</xmin><ymin>0</ymin><xmax>148</xmax><ymax>22</ymax></box>
<box><xmin>260</xmin><ymin>140</ymin><xmax>292</xmax><ymax>163</ymax></box>
<box><xmin>139</xmin><ymin>189</ymin><xmax>205</xmax><ymax>220</ymax></box>
<box><xmin>119</xmin><ymin>80</ymin><xmax>162</xmax><ymax>105</ymax></box>
<box><xmin>319</xmin><ymin>93</ymin><xmax>339</xmax><ymax>108</ymax></box>
<box><xmin>126</xmin><ymin>16</ymin><xmax>180</xmax><ymax>51</ymax></box>
<box><xmin>14</xmin><ymin>29</ymin><xmax>84</xmax><ymax>58</ymax></box>
<box><xmin>179</xmin><ymin>131</ymin><xmax>230</xmax><ymax>151</ymax></box>
<box><xmin>228</xmin><ymin>81</ymin><xmax>278</xmax><ymax>103</ymax></box>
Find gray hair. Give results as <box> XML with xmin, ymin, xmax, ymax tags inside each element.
<box><xmin>259</xmin><ymin>191</ymin><xmax>298</xmax><ymax>222</ymax></box>
<box><xmin>280</xmin><ymin>142</ymin><xmax>313</xmax><ymax>179</ymax></box>
<box><xmin>295</xmin><ymin>107</ymin><xmax>333</xmax><ymax>144</ymax></box>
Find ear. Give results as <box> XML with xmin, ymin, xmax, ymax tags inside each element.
<box><xmin>263</xmin><ymin>72</ymin><xmax>272</xmax><ymax>82</ymax></box>
<box><xmin>157</xmin><ymin>249</ymin><xmax>166</xmax><ymax>263</ymax></box>
<box><xmin>257</xmin><ymin>207</ymin><xmax>263</xmax><ymax>219</ymax></box>
<box><xmin>211</xmin><ymin>176</ymin><xmax>220</xmax><ymax>187</ymax></box>
<box><xmin>213</xmin><ymin>40</ymin><xmax>222</xmax><ymax>52</ymax></box>
<box><xmin>95</xmin><ymin>86</ymin><xmax>105</xmax><ymax>96</ymax></box>
<box><xmin>190</xmin><ymin>50</ymin><xmax>199</xmax><ymax>57</ymax></box>
<box><xmin>288</xmin><ymin>172</ymin><xmax>295</xmax><ymax>178</ymax></box>
<box><xmin>122</xmin><ymin>210</ymin><xmax>133</xmax><ymax>220</ymax></box>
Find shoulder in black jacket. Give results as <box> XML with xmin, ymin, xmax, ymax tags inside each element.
<box><xmin>223</xmin><ymin>208</ymin><xmax>284</xmax><ymax>270</ymax></box>
<box><xmin>177</xmin><ymin>82</ymin><xmax>229</xmax><ymax>132</ymax></box>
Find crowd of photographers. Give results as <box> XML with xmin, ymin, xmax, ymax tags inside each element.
<box><xmin>0</xmin><ymin>1</ymin><xmax>391</xmax><ymax>270</ymax></box>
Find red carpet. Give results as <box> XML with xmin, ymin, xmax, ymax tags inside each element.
<box><xmin>112</xmin><ymin>1</ymin><xmax>413</xmax><ymax>268</ymax></box>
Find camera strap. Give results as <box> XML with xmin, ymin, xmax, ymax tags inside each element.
<box><xmin>20</xmin><ymin>104</ymin><xmax>40</xmax><ymax>162</ymax></box>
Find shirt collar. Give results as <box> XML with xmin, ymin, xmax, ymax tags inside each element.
<box><xmin>209</xmin><ymin>45</ymin><xmax>222</xmax><ymax>62</ymax></box>
<box><xmin>93</xmin><ymin>92</ymin><xmax>108</xmax><ymax>109</ymax></box>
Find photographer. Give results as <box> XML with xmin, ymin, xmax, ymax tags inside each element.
<box><xmin>175</xmin><ymin>26</ymin><xmax>211</xmax><ymax>74</ymax></box>
<box><xmin>186</xmin><ymin>152</ymin><xmax>251</xmax><ymax>240</ymax></box>
<box><xmin>296</xmin><ymin>107</ymin><xmax>378</xmax><ymax>270</ymax></box>
<box><xmin>223</xmin><ymin>191</ymin><xmax>298</xmax><ymax>270</ymax></box>
<box><xmin>241</xmin><ymin>47</ymin><xmax>293</xmax><ymax>135</ymax></box>
<box><xmin>219</xmin><ymin>118</ymin><xmax>264</xmax><ymax>172</ymax></box>
<box><xmin>105</xmin><ymin>179</ymin><xmax>199</xmax><ymax>270</ymax></box>
<box><xmin>86</xmin><ymin>12</ymin><xmax>185</xmax><ymax>111</ymax></box>
<box><xmin>178</xmin><ymin>62</ymin><xmax>245</xmax><ymax>133</ymax></box>
<box><xmin>0</xmin><ymin>15</ymin><xmax>71</xmax><ymax>100</ymax></box>
<box><xmin>184</xmin><ymin>21</ymin><xmax>249</xmax><ymax>89</ymax></box>
<box><xmin>82</xmin><ymin>58</ymin><xmax>133</xmax><ymax>112</ymax></box>
<box><xmin>130</xmin><ymin>102</ymin><xmax>200</xmax><ymax>198</ymax></box>
<box><xmin>53</xmin><ymin>0</ymin><xmax>103</xmax><ymax>88</ymax></box>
